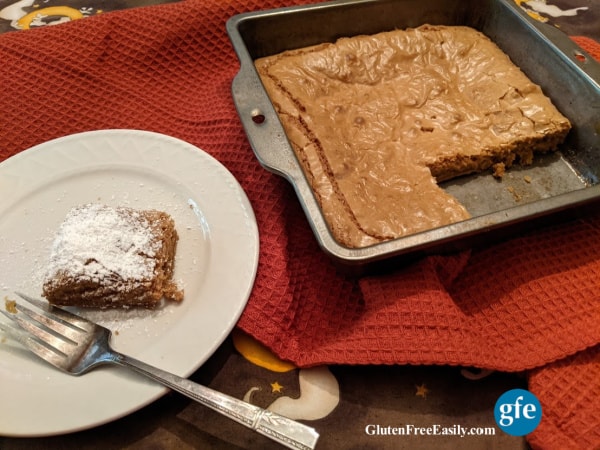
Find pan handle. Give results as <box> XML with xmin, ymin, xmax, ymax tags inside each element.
<box><xmin>231</xmin><ymin>66</ymin><xmax>303</xmax><ymax>182</ymax></box>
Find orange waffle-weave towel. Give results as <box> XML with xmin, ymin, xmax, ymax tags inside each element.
<box><xmin>0</xmin><ymin>1</ymin><xmax>598</xmax><ymax>448</ymax></box>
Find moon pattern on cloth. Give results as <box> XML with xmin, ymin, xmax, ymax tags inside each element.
<box><xmin>265</xmin><ymin>367</ymin><xmax>339</xmax><ymax>420</ymax></box>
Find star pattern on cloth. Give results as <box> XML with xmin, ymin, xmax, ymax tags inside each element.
<box><xmin>271</xmin><ymin>381</ymin><xmax>284</xmax><ymax>393</ymax></box>
<box><xmin>415</xmin><ymin>383</ymin><xmax>429</xmax><ymax>398</ymax></box>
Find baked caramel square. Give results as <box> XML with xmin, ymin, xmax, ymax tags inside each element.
<box><xmin>43</xmin><ymin>204</ymin><xmax>183</xmax><ymax>308</ymax></box>
<box><xmin>255</xmin><ymin>25</ymin><xmax>571</xmax><ymax>247</ymax></box>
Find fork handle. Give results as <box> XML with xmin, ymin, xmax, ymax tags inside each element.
<box><xmin>111</xmin><ymin>352</ymin><xmax>319</xmax><ymax>450</ymax></box>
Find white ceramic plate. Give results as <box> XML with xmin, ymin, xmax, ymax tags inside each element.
<box><xmin>0</xmin><ymin>130</ymin><xmax>259</xmax><ymax>437</ymax></box>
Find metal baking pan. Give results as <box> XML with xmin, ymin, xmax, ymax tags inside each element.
<box><xmin>227</xmin><ymin>0</ymin><xmax>600</xmax><ymax>273</ymax></box>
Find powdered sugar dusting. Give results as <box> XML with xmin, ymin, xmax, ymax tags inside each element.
<box><xmin>45</xmin><ymin>204</ymin><xmax>159</xmax><ymax>283</ymax></box>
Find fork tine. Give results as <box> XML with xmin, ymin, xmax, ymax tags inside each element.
<box><xmin>10</xmin><ymin>300</ymin><xmax>82</xmax><ymax>342</ymax></box>
<box><xmin>0</xmin><ymin>320</ymin><xmax>29</xmax><ymax>347</ymax></box>
<box><xmin>0</xmin><ymin>311</ymin><xmax>70</xmax><ymax>366</ymax></box>
<box><xmin>15</xmin><ymin>292</ymin><xmax>92</xmax><ymax>331</ymax></box>
<box><xmin>0</xmin><ymin>308</ymin><xmax>76</xmax><ymax>356</ymax></box>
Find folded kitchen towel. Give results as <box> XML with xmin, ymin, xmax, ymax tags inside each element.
<box><xmin>528</xmin><ymin>345</ymin><xmax>600</xmax><ymax>450</ymax></box>
<box><xmin>571</xmin><ymin>35</ymin><xmax>600</xmax><ymax>60</ymax></box>
<box><xmin>0</xmin><ymin>1</ymin><xmax>598</xmax><ymax>448</ymax></box>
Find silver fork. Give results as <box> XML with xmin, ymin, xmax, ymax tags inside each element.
<box><xmin>0</xmin><ymin>293</ymin><xmax>319</xmax><ymax>450</ymax></box>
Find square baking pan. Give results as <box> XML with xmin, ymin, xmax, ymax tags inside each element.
<box><xmin>227</xmin><ymin>0</ymin><xmax>600</xmax><ymax>273</ymax></box>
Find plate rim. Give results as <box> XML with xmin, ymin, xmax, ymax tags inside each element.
<box><xmin>0</xmin><ymin>129</ymin><xmax>259</xmax><ymax>437</ymax></box>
